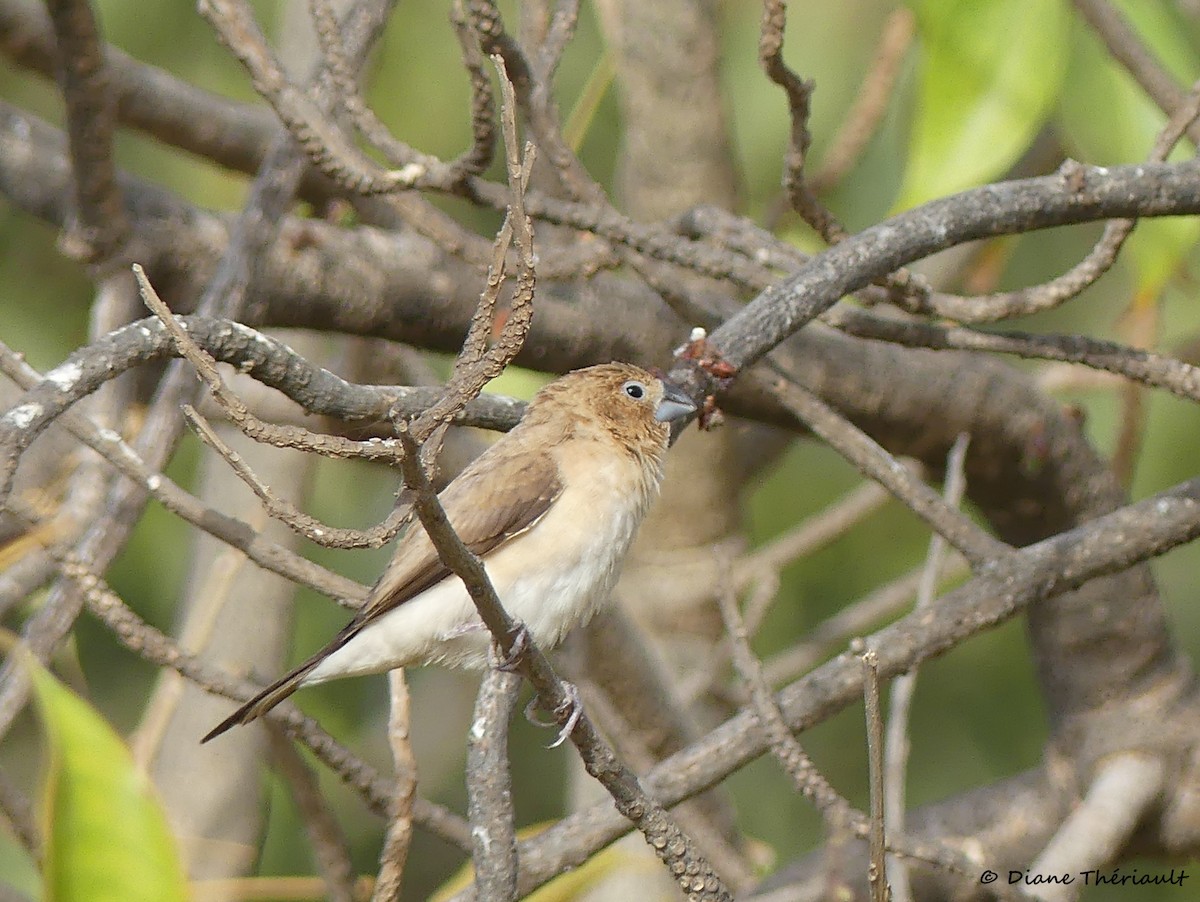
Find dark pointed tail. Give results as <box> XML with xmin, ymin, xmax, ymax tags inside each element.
<box><xmin>202</xmin><ymin>604</ymin><xmax>370</xmax><ymax>743</ymax></box>
<box><xmin>201</xmin><ymin>656</ymin><xmax>325</xmax><ymax>743</ymax></box>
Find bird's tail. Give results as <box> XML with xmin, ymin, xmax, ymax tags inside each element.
<box><xmin>201</xmin><ymin>623</ymin><xmax>361</xmax><ymax>743</ymax></box>
<box><xmin>201</xmin><ymin>658</ymin><xmax>322</xmax><ymax>743</ymax></box>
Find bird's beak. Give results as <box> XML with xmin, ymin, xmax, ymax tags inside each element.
<box><xmin>654</xmin><ymin>381</ymin><xmax>698</xmax><ymax>423</ymax></box>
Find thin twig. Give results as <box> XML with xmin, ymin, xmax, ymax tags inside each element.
<box><xmin>859</xmin><ymin>646</ymin><xmax>888</xmax><ymax>902</ymax></box>
<box><xmin>10</xmin><ymin>498</ymin><xmax>471</xmax><ymax>852</ymax></box>
<box><xmin>308</xmin><ymin>0</ymin><xmax>494</xmax><ymax>184</ymax></box>
<box><xmin>758</xmin><ymin>0</ymin><xmax>845</xmax><ymax>242</ymax></box>
<box><xmin>465</xmin><ymin>0</ymin><xmax>605</xmax><ymax>205</ymax></box>
<box><xmin>716</xmin><ymin>576</ymin><xmax>856</xmax><ymax>829</ymax></box>
<box><xmin>267</xmin><ymin>729</ymin><xmax>359</xmax><ymax>902</ymax></box>
<box><xmin>447</xmin><ymin>0</ymin><xmax>498</xmax><ymax>176</ymax></box>
<box><xmin>883</xmin><ymin>433</ymin><xmax>970</xmax><ymax>902</ymax></box>
<box><xmin>687</xmin><ymin>479</ymin><xmax>901</xmax><ymax>698</ymax></box>
<box><xmin>909</xmin><ymin>76</ymin><xmax>1200</xmax><ymax>323</ymax></box>
<box><xmin>716</xmin><ymin>575</ymin><xmax>981</xmax><ymax>887</ymax></box>
<box><xmin>532</xmin><ymin>0</ymin><xmax>580</xmax><ymax>82</ymax></box>
<box><xmin>763</xmin><ymin>367</ymin><xmax>1008</xmax><ymax>568</ymax></box>
<box><xmin>1072</xmin><ymin>0</ymin><xmax>1200</xmax><ymax>145</ymax></box>
<box><xmin>198</xmin><ymin>0</ymin><xmax>410</xmax><ymax>194</ymax></box>
<box><xmin>0</xmin><ymin>0</ymin><xmax>333</xmax><ymax>745</ymax></box>
<box><xmin>826</xmin><ymin>306</ymin><xmax>1200</xmax><ymax>405</ymax></box>
<box><xmin>759</xmin><ymin>555</ymin><xmax>969</xmax><ymax>690</ymax></box>
<box><xmin>395</xmin><ymin>56</ymin><xmax>536</xmax><ymax>446</ymax></box>
<box><xmin>135</xmin><ymin>265</ymin><xmax>409</xmax><ymax>465</ymax></box>
<box><xmin>371</xmin><ymin>670</ymin><xmax>418</xmax><ymax>902</ymax></box>
<box><xmin>183</xmin><ymin>403</ymin><xmax>410</xmax><ymax>549</ymax></box>
<box><xmin>811</xmin><ymin>8</ymin><xmax>915</xmax><ymax>192</ymax></box>
<box><xmin>734</xmin><ymin>479</ymin><xmax>896</xmax><ymax>589</ymax></box>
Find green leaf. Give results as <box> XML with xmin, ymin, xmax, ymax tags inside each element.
<box><xmin>30</xmin><ymin>660</ymin><xmax>188</xmax><ymax>902</ymax></box>
<box><xmin>896</xmin><ymin>0</ymin><xmax>1069</xmax><ymax>209</ymax></box>
<box><xmin>1059</xmin><ymin>0</ymin><xmax>1200</xmax><ymax>292</ymax></box>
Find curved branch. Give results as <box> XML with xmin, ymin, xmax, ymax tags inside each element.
<box><xmin>695</xmin><ymin>160</ymin><xmax>1200</xmax><ymax>376</ymax></box>
<box><xmin>0</xmin><ymin>315</ymin><xmax>528</xmax><ymax>505</ymax></box>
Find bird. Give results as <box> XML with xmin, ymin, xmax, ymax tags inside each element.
<box><xmin>202</xmin><ymin>362</ymin><xmax>696</xmax><ymax>742</ymax></box>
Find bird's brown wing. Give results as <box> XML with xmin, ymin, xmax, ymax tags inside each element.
<box><xmin>354</xmin><ymin>448</ymin><xmax>564</xmax><ymax>626</ymax></box>
<box><xmin>201</xmin><ymin>448</ymin><xmax>563</xmax><ymax>743</ymax></box>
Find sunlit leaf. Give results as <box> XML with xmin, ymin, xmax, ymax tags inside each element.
<box><xmin>896</xmin><ymin>0</ymin><xmax>1068</xmax><ymax>209</ymax></box>
<box><xmin>30</xmin><ymin>660</ymin><xmax>187</xmax><ymax>902</ymax></box>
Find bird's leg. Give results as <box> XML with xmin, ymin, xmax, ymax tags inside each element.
<box><xmin>443</xmin><ymin>619</ymin><xmax>488</xmax><ymax>639</ymax></box>
<box><xmin>524</xmin><ymin>681</ymin><xmax>583</xmax><ymax>748</ymax></box>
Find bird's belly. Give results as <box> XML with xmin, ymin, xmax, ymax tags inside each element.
<box><xmin>303</xmin><ymin>578</ymin><xmax>482</xmax><ymax>683</ymax></box>
<box><xmin>489</xmin><ymin>493</ymin><xmax>638</xmax><ymax>648</ymax></box>
<box><xmin>304</xmin><ymin>503</ymin><xmax>637</xmax><ymax>684</ymax></box>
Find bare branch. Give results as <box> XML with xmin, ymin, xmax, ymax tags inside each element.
<box><xmin>758</xmin><ymin>0</ymin><xmax>844</xmax><ymax>241</ymax></box>
<box><xmin>884</xmin><ymin>433</ymin><xmax>970</xmax><ymax>902</ymax></box>
<box><xmin>267</xmin><ymin>730</ymin><xmax>359</xmax><ymax>902</ymax></box>
<box><xmin>505</xmin><ymin>471</ymin><xmax>1200</xmax><ymax>893</ymax></box>
<box><xmin>1028</xmin><ymin>753</ymin><xmax>1166</xmax><ymax>902</ymax></box>
<box><xmin>763</xmin><ymin>368</ymin><xmax>1008</xmax><ymax>567</ymax></box>
<box><xmin>1072</xmin><ymin>0</ymin><xmax>1200</xmax><ymax>145</ymax></box>
<box><xmin>43</xmin><ymin>0</ymin><xmax>128</xmax><ymax>261</ymax></box>
<box><xmin>914</xmin><ymin>77</ymin><xmax>1200</xmax><ymax>323</ymax></box>
<box><xmin>859</xmin><ymin>647</ymin><xmax>888</xmax><ymax>902</ymax></box>
<box><xmin>371</xmin><ymin>670</ymin><xmax>418</xmax><ymax>902</ymax></box>
<box><xmin>0</xmin><ymin>340</ymin><xmax>367</xmax><ymax>603</ymax></box>
<box><xmin>183</xmin><ymin>403</ymin><xmax>410</xmax><ymax>549</ymax></box>
<box><xmin>466</xmin><ymin>667</ymin><xmax>522</xmax><ymax>901</ymax></box>
<box><xmin>826</xmin><ymin>307</ymin><xmax>1200</xmax><ymax>405</ymax></box>
<box><xmin>10</xmin><ymin>497</ymin><xmax>471</xmax><ymax>852</ymax></box>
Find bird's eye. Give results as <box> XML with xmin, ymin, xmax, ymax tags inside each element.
<box><xmin>622</xmin><ymin>380</ymin><xmax>646</xmax><ymax>400</ymax></box>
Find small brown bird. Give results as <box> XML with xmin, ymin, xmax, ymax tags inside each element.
<box><xmin>203</xmin><ymin>363</ymin><xmax>695</xmax><ymax>742</ymax></box>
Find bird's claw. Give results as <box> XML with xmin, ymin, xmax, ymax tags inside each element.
<box><xmin>491</xmin><ymin>622</ymin><xmax>530</xmax><ymax>672</ymax></box>
<box><xmin>524</xmin><ymin>681</ymin><xmax>583</xmax><ymax>749</ymax></box>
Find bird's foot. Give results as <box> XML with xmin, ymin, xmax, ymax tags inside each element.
<box><xmin>491</xmin><ymin>622</ymin><xmax>530</xmax><ymax>672</ymax></box>
<box><xmin>524</xmin><ymin>681</ymin><xmax>584</xmax><ymax>749</ymax></box>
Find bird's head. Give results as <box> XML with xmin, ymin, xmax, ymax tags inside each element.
<box><xmin>526</xmin><ymin>362</ymin><xmax>697</xmax><ymax>453</ymax></box>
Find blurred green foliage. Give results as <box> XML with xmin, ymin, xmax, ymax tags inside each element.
<box><xmin>3</xmin><ymin>0</ymin><xmax>1200</xmax><ymax>899</ymax></box>
<box><xmin>30</xmin><ymin>654</ymin><xmax>188</xmax><ymax>902</ymax></box>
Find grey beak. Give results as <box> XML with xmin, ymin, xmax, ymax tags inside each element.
<box><xmin>654</xmin><ymin>380</ymin><xmax>698</xmax><ymax>423</ymax></box>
